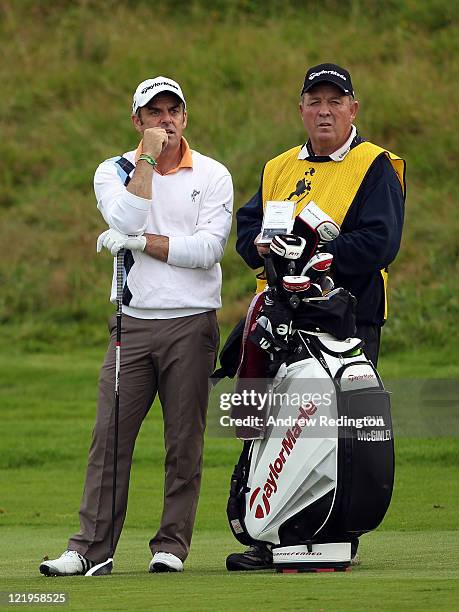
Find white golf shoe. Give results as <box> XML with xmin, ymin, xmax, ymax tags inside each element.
<box><xmin>39</xmin><ymin>550</ymin><xmax>95</xmax><ymax>576</ymax></box>
<box><xmin>149</xmin><ymin>552</ymin><xmax>183</xmax><ymax>573</ymax></box>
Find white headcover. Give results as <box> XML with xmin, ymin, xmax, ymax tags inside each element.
<box><xmin>298</xmin><ymin>201</ymin><xmax>340</xmax><ymax>242</ymax></box>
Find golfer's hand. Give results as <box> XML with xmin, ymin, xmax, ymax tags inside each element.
<box><xmin>142</xmin><ymin>128</ymin><xmax>168</xmax><ymax>159</ymax></box>
<box><xmin>255</xmin><ymin>233</ymin><xmax>270</xmax><ymax>257</ymax></box>
<box><xmin>97</xmin><ymin>228</ymin><xmax>147</xmax><ymax>256</ymax></box>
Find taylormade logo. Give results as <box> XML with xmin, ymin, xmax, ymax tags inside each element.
<box><xmin>309</xmin><ymin>70</ymin><xmax>346</xmax><ymax>82</ymax></box>
<box><xmin>249</xmin><ymin>403</ymin><xmax>318</xmax><ymax>519</ymax></box>
<box><xmin>141</xmin><ymin>81</ymin><xmax>179</xmax><ymax>94</ymax></box>
<box><xmin>348</xmin><ymin>372</ymin><xmax>377</xmax><ymax>382</ymax></box>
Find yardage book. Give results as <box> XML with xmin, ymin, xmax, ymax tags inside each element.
<box><xmin>258</xmin><ymin>200</ymin><xmax>296</xmax><ymax>244</ymax></box>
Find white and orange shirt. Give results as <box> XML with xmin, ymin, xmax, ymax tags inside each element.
<box><xmin>94</xmin><ymin>138</ymin><xmax>233</xmax><ymax>318</ymax></box>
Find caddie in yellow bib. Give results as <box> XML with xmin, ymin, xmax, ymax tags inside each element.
<box><xmin>236</xmin><ymin>63</ymin><xmax>405</xmax><ymax>370</ymax></box>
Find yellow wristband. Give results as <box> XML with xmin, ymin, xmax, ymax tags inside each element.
<box><xmin>138</xmin><ymin>154</ymin><xmax>157</xmax><ymax>167</ymax></box>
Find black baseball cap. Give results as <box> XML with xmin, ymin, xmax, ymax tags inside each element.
<box><xmin>301</xmin><ymin>63</ymin><xmax>354</xmax><ymax>97</ymax></box>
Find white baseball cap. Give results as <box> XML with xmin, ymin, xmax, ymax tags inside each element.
<box><xmin>132</xmin><ymin>76</ymin><xmax>186</xmax><ymax>114</ymax></box>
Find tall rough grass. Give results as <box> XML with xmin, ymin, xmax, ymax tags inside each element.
<box><xmin>0</xmin><ymin>0</ymin><xmax>458</xmax><ymax>353</ymax></box>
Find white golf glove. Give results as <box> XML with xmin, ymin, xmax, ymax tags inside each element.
<box><xmin>97</xmin><ymin>228</ymin><xmax>147</xmax><ymax>255</ymax></box>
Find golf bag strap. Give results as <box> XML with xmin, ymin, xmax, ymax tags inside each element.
<box><xmin>297</xmin><ymin>331</ymin><xmax>333</xmax><ymax>376</ymax></box>
<box><xmin>115</xmin><ymin>156</ymin><xmax>135</xmax><ymax>186</ymax></box>
<box><xmin>227</xmin><ymin>441</ymin><xmax>256</xmax><ymax>546</ymax></box>
<box><xmin>230</xmin><ymin>441</ymin><xmax>252</xmax><ymax>491</ymax></box>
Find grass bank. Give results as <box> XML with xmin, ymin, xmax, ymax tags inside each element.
<box><xmin>0</xmin><ymin>0</ymin><xmax>458</xmax><ymax>355</ymax></box>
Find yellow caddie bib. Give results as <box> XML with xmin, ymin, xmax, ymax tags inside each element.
<box><xmin>256</xmin><ymin>142</ymin><xmax>406</xmax><ymax>319</ymax></box>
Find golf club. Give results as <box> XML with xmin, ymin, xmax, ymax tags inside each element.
<box><xmin>282</xmin><ymin>275</ymin><xmax>311</xmax><ymax>309</ymax></box>
<box><xmin>320</xmin><ymin>275</ymin><xmax>335</xmax><ymax>294</ymax></box>
<box><xmin>86</xmin><ymin>248</ymin><xmax>124</xmax><ymax>577</ymax></box>
<box><xmin>300</xmin><ymin>252</ymin><xmax>334</xmax><ymax>280</ymax></box>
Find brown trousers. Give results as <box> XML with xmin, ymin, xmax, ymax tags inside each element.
<box><xmin>68</xmin><ymin>311</ymin><xmax>219</xmax><ymax>563</ymax></box>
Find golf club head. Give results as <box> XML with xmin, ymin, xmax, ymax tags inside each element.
<box><xmin>269</xmin><ymin>235</ymin><xmax>307</xmax><ymax>286</ymax></box>
<box><xmin>282</xmin><ymin>275</ymin><xmax>311</xmax><ymax>293</ymax></box>
<box><xmin>301</xmin><ymin>252</ymin><xmax>334</xmax><ymax>278</ymax></box>
<box><xmin>270</xmin><ymin>234</ymin><xmax>307</xmax><ymax>260</ymax></box>
<box><xmin>85</xmin><ymin>558</ymin><xmax>113</xmax><ymax>576</ymax></box>
<box><xmin>298</xmin><ymin>202</ymin><xmax>340</xmax><ymax>241</ymax></box>
<box><xmin>283</xmin><ymin>275</ymin><xmax>311</xmax><ymax>307</ymax></box>
<box><xmin>320</xmin><ymin>275</ymin><xmax>335</xmax><ymax>294</ymax></box>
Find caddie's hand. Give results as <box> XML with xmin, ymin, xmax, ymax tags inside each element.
<box><xmin>142</xmin><ymin>127</ymin><xmax>168</xmax><ymax>159</ymax></box>
<box><xmin>254</xmin><ymin>233</ymin><xmax>270</xmax><ymax>257</ymax></box>
<box><xmin>97</xmin><ymin>228</ymin><xmax>147</xmax><ymax>256</ymax></box>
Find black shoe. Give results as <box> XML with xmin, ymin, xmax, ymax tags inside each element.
<box><xmin>226</xmin><ymin>544</ymin><xmax>273</xmax><ymax>571</ymax></box>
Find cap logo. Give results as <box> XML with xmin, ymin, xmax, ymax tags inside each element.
<box><xmin>140</xmin><ymin>81</ymin><xmax>179</xmax><ymax>95</ymax></box>
<box><xmin>309</xmin><ymin>69</ymin><xmax>347</xmax><ymax>81</ymax></box>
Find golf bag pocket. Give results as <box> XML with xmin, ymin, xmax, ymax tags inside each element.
<box><xmin>311</xmin><ymin>360</ymin><xmax>394</xmax><ymax>538</ymax></box>
<box><xmin>324</xmin><ymin>385</ymin><xmax>394</xmax><ymax>538</ymax></box>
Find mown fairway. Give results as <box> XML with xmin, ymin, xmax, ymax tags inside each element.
<box><xmin>1</xmin><ymin>350</ymin><xmax>458</xmax><ymax>610</ymax></box>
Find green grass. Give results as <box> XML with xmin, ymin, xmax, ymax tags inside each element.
<box><xmin>1</xmin><ymin>529</ymin><xmax>458</xmax><ymax>611</ymax></box>
<box><xmin>1</xmin><ymin>349</ymin><xmax>458</xmax><ymax>610</ymax></box>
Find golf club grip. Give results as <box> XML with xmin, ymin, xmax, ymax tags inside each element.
<box><xmin>116</xmin><ymin>250</ymin><xmax>124</xmax><ymax>312</ymax></box>
<box><xmin>264</xmin><ymin>253</ymin><xmax>277</xmax><ymax>287</ymax></box>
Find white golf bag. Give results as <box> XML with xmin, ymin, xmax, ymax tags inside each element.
<box><xmin>227</xmin><ymin>327</ymin><xmax>394</xmax><ymax>571</ymax></box>
<box><xmin>225</xmin><ymin>226</ymin><xmax>394</xmax><ymax>572</ymax></box>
